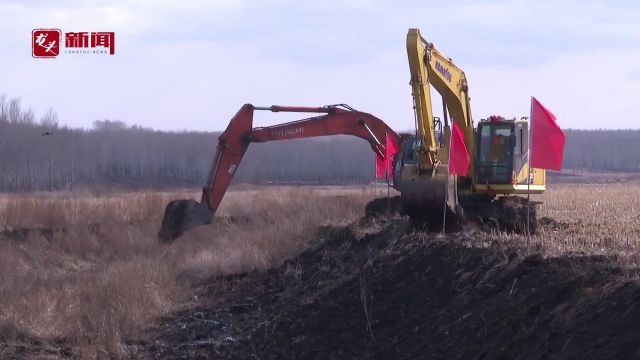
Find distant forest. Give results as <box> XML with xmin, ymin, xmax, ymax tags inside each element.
<box><xmin>0</xmin><ymin>95</ymin><xmax>638</xmax><ymax>192</ymax></box>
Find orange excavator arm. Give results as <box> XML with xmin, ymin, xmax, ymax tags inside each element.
<box><xmin>202</xmin><ymin>103</ymin><xmax>400</xmax><ymax>214</ymax></box>
<box><xmin>159</xmin><ymin>103</ymin><xmax>400</xmax><ymax>242</ymax></box>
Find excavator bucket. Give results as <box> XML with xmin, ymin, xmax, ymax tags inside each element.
<box><xmin>398</xmin><ymin>172</ymin><xmax>461</xmax><ymax>231</ymax></box>
<box><xmin>158</xmin><ymin>199</ymin><xmax>213</xmax><ymax>243</ymax></box>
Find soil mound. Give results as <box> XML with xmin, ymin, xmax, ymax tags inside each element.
<box><xmin>364</xmin><ymin>196</ymin><xmax>405</xmax><ymax>218</ymax></box>
<box><xmin>141</xmin><ymin>219</ymin><xmax>640</xmax><ymax>359</ymax></box>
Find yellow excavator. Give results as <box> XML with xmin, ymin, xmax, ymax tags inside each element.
<box><xmin>158</xmin><ymin>28</ymin><xmax>545</xmax><ymax>242</ymax></box>
<box><xmin>395</xmin><ymin>28</ymin><xmax>545</xmax><ymax>230</ymax></box>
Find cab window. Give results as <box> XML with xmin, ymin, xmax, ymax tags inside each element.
<box><xmin>477</xmin><ymin>122</ymin><xmax>514</xmax><ymax>184</ymax></box>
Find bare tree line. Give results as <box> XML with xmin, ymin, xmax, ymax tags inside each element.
<box><xmin>0</xmin><ymin>95</ymin><xmax>637</xmax><ymax>192</ymax></box>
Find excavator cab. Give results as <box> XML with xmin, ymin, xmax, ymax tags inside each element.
<box><xmin>476</xmin><ymin>117</ymin><xmax>515</xmax><ymax>184</ymax></box>
<box><xmin>475</xmin><ymin>116</ymin><xmax>532</xmax><ymax>186</ymax></box>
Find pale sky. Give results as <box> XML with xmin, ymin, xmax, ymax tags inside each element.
<box><xmin>1</xmin><ymin>0</ymin><xmax>639</xmax><ymax>131</ymax></box>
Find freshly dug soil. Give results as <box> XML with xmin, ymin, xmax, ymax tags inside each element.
<box><xmin>364</xmin><ymin>196</ymin><xmax>405</xmax><ymax>218</ymax></box>
<box><xmin>140</xmin><ymin>218</ymin><xmax>640</xmax><ymax>359</ymax></box>
<box><xmin>492</xmin><ymin>196</ymin><xmax>537</xmax><ymax>234</ymax></box>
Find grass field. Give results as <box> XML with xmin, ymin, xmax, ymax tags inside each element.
<box><xmin>526</xmin><ymin>182</ymin><xmax>640</xmax><ymax>263</ymax></box>
<box><xmin>0</xmin><ymin>187</ymin><xmax>374</xmax><ymax>357</ymax></box>
<box><xmin>0</xmin><ymin>182</ymin><xmax>639</xmax><ymax>357</ymax></box>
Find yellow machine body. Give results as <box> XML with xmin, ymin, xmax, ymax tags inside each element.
<box><xmin>396</xmin><ymin>28</ymin><xmax>545</xmax><ymax>217</ymax></box>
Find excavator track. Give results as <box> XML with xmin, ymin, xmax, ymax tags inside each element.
<box><xmin>365</xmin><ymin>194</ymin><xmax>536</xmax><ymax>234</ymax></box>
<box><xmin>460</xmin><ymin>195</ymin><xmax>537</xmax><ymax>234</ymax></box>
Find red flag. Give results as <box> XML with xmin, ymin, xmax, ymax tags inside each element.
<box><xmin>531</xmin><ymin>97</ymin><xmax>565</xmax><ymax>171</ymax></box>
<box><xmin>449</xmin><ymin>121</ymin><xmax>470</xmax><ymax>176</ymax></box>
<box><xmin>385</xmin><ymin>132</ymin><xmax>399</xmax><ymax>178</ymax></box>
<box><xmin>375</xmin><ymin>153</ymin><xmax>385</xmax><ymax>179</ymax></box>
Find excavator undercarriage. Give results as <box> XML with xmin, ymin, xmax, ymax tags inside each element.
<box><xmin>363</xmin><ymin>192</ymin><xmax>537</xmax><ymax>234</ymax></box>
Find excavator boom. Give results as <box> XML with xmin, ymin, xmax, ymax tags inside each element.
<box><xmin>159</xmin><ymin>104</ymin><xmax>400</xmax><ymax>242</ymax></box>
<box><xmin>405</xmin><ymin>28</ymin><xmax>474</xmax><ymax>175</ymax></box>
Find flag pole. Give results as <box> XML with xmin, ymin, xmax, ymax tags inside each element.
<box><xmin>385</xmin><ymin>132</ymin><xmax>391</xmax><ymax>216</ymax></box>
<box><xmin>526</xmin><ymin>97</ymin><xmax>533</xmax><ymax>238</ymax></box>
<box><xmin>387</xmin><ymin>170</ymin><xmax>391</xmax><ymax>216</ymax></box>
<box><xmin>442</xmin><ymin>180</ymin><xmax>449</xmax><ymax>234</ymax></box>
<box><xmin>442</xmin><ymin>133</ymin><xmax>451</xmax><ymax>235</ymax></box>
<box><xmin>374</xmin><ymin>154</ymin><xmax>378</xmax><ymax>196</ymax></box>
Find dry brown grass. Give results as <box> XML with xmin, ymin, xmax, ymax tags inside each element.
<box><xmin>463</xmin><ymin>181</ymin><xmax>640</xmax><ymax>269</ymax></box>
<box><xmin>534</xmin><ymin>181</ymin><xmax>640</xmax><ymax>265</ymax></box>
<box><xmin>0</xmin><ymin>186</ymin><xmax>378</xmax><ymax>358</ymax></box>
<box><xmin>1</xmin><ymin>182</ymin><xmax>639</xmax><ymax>357</ymax></box>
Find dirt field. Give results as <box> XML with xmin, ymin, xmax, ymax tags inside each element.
<box><xmin>1</xmin><ymin>182</ymin><xmax>640</xmax><ymax>358</ymax></box>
